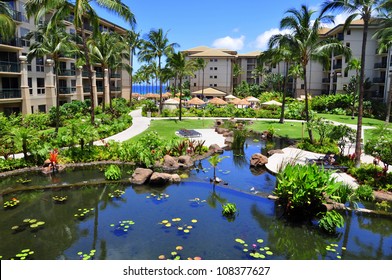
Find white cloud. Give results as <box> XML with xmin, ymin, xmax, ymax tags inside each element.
<box><xmin>212</xmin><ymin>35</ymin><xmax>245</xmax><ymax>51</ymax></box>
<box><xmin>253</xmin><ymin>28</ymin><xmax>290</xmax><ymax>50</ymax></box>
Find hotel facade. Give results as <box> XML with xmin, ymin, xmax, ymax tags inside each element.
<box><xmin>183</xmin><ymin>19</ymin><xmax>391</xmax><ymax>102</ymax></box>
<box><xmin>0</xmin><ymin>0</ymin><xmax>130</xmax><ymax>116</ymax></box>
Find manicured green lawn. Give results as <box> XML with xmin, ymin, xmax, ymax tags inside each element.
<box><xmin>316</xmin><ymin>113</ymin><xmax>387</xmax><ymax>127</ymax></box>
<box><xmin>129</xmin><ymin>119</ymin><xmax>215</xmax><ymax>142</ymax></box>
<box><xmin>248</xmin><ymin>120</ymin><xmax>307</xmax><ymax>140</ymax></box>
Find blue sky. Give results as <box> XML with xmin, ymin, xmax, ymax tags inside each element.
<box><xmin>93</xmin><ymin>0</ymin><xmax>350</xmax><ymax>71</ymax></box>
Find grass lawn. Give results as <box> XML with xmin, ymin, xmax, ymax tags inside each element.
<box><xmin>316</xmin><ymin>113</ymin><xmax>387</xmax><ymax>127</ymax></box>
<box><xmin>248</xmin><ymin>120</ymin><xmax>307</xmax><ymax>141</ymax></box>
<box><xmin>129</xmin><ymin>118</ymin><xmax>215</xmax><ymax>142</ymax></box>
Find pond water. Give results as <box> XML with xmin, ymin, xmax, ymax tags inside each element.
<box><xmin>0</xmin><ymin>138</ymin><xmax>392</xmax><ymax>260</ymax></box>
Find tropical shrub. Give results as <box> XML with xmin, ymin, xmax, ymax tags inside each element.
<box><xmin>311</xmin><ymin>94</ymin><xmax>352</xmax><ymax>113</ymax></box>
<box><xmin>222</xmin><ymin>202</ymin><xmax>238</xmax><ymax>220</ymax></box>
<box><xmin>297</xmin><ymin>139</ymin><xmax>339</xmax><ymax>154</ymax></box>
<box><xmin>104</xmin><ymin>164</ymin><xmax>122</xmax><ymax>180</ymax></box>
<box><xmin>354</xmin><ymin>185</ymin><xmax>374</xmax><ymax>201</ymax></box>
<box><xmin>317</xmin><ymin>210</ymin><xmax>345</xmax><ymax>234</ymax></box>
<box><xmin>275</xmin><ymin>164</ymin><xmax>345</xmax><ymax>233</ymax></box>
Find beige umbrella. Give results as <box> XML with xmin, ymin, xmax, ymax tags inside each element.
<box><xmin>145</xmin><ymin>93</ymin><xmax>156</xmax><ymax>99</ymax></box>
<box><xmin>225</xmin><ymin>94</ymin><xmax>236</xmax><ymax>100</ymax></box>
<box><xmin>261</xmin><ymin>100</ymin><xmax>282</xmax><ymax>106</ymax></box>
<box><xmin>209</xmin><ymin>97</ymin><xmax>228</xmax><ymax>106</ymax></box>
<box><xmin>188</xmin><ymin>97</ymin><xmax>206</xmax><ymax>106</ymax></box>
<box><xmin>231</xmin><ymin>98</ymin><xmax>250</xmax><ymax>108</ymax></box>
<box><xmin>164</xmin><ymin>98</ymin><xmax>180</xmax><ymax>104</ymax></box>
<box><xmin>246</xmin><ymin>96</ymin><xmax>260</xmax><ymax>102</ymax></box>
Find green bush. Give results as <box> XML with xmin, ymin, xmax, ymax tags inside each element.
<box><xmin>104</xmin><ymin>164</ymin><xmax>122</xmax><ymax>180</ymax></box>
<box><xmin>354</xmin><ymin>185</ymin><xmax>374</xmax><ymax>201</ymax></box>
<box><xmin>317</xmin><ymin>210</ymin><xmax>345</xmax><ymax>234</ymax></box>
<box><xmin>297</xmin><ymin>139</ymin><xmax>339</xmax><ymax>154</ymax></box>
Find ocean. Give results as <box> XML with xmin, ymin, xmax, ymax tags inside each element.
<box><xmin>132</xmin><ymin>85</ymin><xmax>167</xmax><ymax>94</ymax></box>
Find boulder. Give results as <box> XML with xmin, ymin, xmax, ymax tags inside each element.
<box><xmin>163</xmin><ymin>155</ymin><xmax>179</xmax><ymax>170</ymax></box>
<box><xmin>129</xmin><ymin>168</ymin><xmax>153</xmax><ymax>185</ymax></box>
<box><xmin>225</xmin><ymin>137</ymin><xmax>234</xmax><ymax>145</ymax></box>
<box><xmin>250</xmin><ymin>153</ymin><xmax>268</xmax><ymax>167</ymax></box>
<box><xmin>215</xmin><ymin>127</ymin><xmax>229</xmax><ymax>134</ymax></box>
<box><xmin>178</xmin><ymin>155</ymin><xmax>193</xmax><ymax>168</ymax></box>
<box><xmin>215</xmin><ymin>119</ymin><xmax>224</xmax><ymax>126</ymax></box>
<box><xmin>209</xmin><ymin>144</ymin><xmax>223</xmax><ymax>153</ymax></box>
<box><xmin>149</xmin><ymin>172</ymin><xmax>181</xmax><ymax>185</ymax></box>
<box><xmin>267</xmin><ymin>149</ymin><xmax>284</xmax><ymax>156</ymax></box>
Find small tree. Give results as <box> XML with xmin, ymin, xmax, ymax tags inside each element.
<box><xmin>208</xmin><ymin>154</ymin><xmax>228</xmax><ymax>183</ymax></box>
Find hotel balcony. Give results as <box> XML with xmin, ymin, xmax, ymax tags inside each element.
<box><xmin>0</xmin><ymin>89</ymin><xmax>22</xmax><ymax>99</ymax></box>
<box><xmin>110</xmin><ymin>73</ymin><xmax>121</xmax><ymax>78</ymax></box>
<box><xmin>110</xmin><ymin>86</ymin><xmax>121</xmax><ymax>92</ymax></box>
<box><xmin>97</xmin><ymin>86</ymin><xmax>103</xmax><ymax>92</ymax></box>
<box><xmin>375</xmin><ymin>48</ymin><xmax>388</xmax><ymax>55</ymax></box>
<box><xmin>11</xmin><ymin>10</ymin><xmax>23</xmax><ymax>23</ymax></box>
<box><xmin>374</xmin><ymin>62</ymin><xmax>386</xmax><ymax>69</ymax></box>
<box><xmin>83</xmin><ymin>86</ymin><xmax>91</xmax><ymax>93</ymax></box>
<box><xmin>59</xmin><ymin>87</ymin><xmax>76</xmax><ymax>94</ymax></box>
<box><xmin>0</xmin><ymin>37</ymin><xmax>23</xmax><ymax>49</ymax></box>
<box><xmin>63</xmin><ymin>15</ymin><xmax>74</xmax><ymax>25</ymax></box>
<box><xmin>95</xmin><ymin>72</ymin><xmax>103</xmax><ymax>78</ymax></box>
<box><xmin>0</xmin><ymin>61</ymin><xmax>20</xmax><ymax>73</ymax></box>
<box><xmin>333</xmin><ymin>63</ymin><xmax>342</xmax><ymax>70</ymax></box>
<box><xmin>58</xmin><ymin>69</ymin><xmax>76</xmax><ymax>77</ymax></box>
<box><xmin>373</xmin><ymin>77</ymin><xmax>385</xmax><ymax>84</ymax></box>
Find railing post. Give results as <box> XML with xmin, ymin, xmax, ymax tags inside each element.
<box><xmin>20</xmin><ymin>56</ymin><xmax>32</xmax><ymax>114</ymax></box>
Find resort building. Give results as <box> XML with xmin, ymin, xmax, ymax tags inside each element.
<box><xmin>0</xmin><ymin>0</ymin><xmax>130</xmax><ymax>115</ymax></box>
<box><xmin>181</xmin><ymin>19</ymin><xmax>391</xmax><ymax>103</ymax></box>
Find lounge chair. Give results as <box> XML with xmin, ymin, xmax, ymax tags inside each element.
<box><xmin>177</xmin><ymin>129</ymin><xmax>202</xmax><ymax>138</ymax></box>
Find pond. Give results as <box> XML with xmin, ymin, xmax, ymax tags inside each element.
<box><xmin>0</xmin><ymin>138</ymin><xmax>392</xmax><ymax>260</ymax></box>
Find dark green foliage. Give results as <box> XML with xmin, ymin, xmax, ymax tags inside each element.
<box><xmin>311</xmin><ymin>94</ymin><xmax>353</xmax><ymax>113</ymax></box>
<box><xmin>354</xmin><ymin>185</ymin><xmax>374</xmax><ymax>201</ymax></box>
<box><xmin>297</xmin><ymin>139</ymin><xmax>339</xmax><ymax>154</ymax></box>
<box><xmin>317</xmin><ymin>210</ymin><xmax>345</xmax><ymax>234</ymax></box>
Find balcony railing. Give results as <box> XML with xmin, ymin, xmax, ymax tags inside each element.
<box><xmin>97</xmin><ymin>86</ymin><xmax>103</xmax><ymax>92</ymax></box>
<box><xmin>59</xmin><ymin>87</ymin><xmax>76</xmax><ymax>94</ymax></box>
<box><xmin>110</xmin><ymin>73</ymin><xmax>121</xmax><ymax>78</ymax></box>
<box><xmin>0</xmin><ymin>89</ymin><xmax>21</xmax><ymax>99</ymax></box>
<box><xmin>333</xmin><ymin>63</ymin><xmax>342</xmax><ymax>70</ymax></box>
<box><xmin>322</xmin><ymin>78</ymin><xmax>330</xmax><ymax>83</ymax></box>
<box><xmin>83</xmin><ymin>86</ymin><xmax>91</xmax><ymax>93</ymax></box>
<box><xmin>95</xmin><ymin>72</ymin><xmax>103</xmax><ymax>78</ymax></box>
<box><xmin>58</xmin><ymin>69</ymin><xmax>76</xmax><ymax>76</ymax></box>
<box><xmin>110</xmin><ymin>86</ymin><xmax>121</xmax><ymax>92</ymax></box>
<box><xmin>0</xmin><ymin>37</ymin><xmax>22</xmax><ymax>47</ymax></box>
<box><xmin>373</xmin><ymin>77</ymin><xmax>385</xmax><ymax>83</ymax></box>
<box><xmin>11</xmin><ymin>9</ymin><xmax>22</xmax><ymax>22</ymax></box>
<box><xmin>374</xmin><ymin>62</ymin><xmax>387</xmax><ymax>69</ymax></box>
<box><xmin>0</xmin><ymin>61</ymin><xmax>20</xmax><ymax>72</ymax></box>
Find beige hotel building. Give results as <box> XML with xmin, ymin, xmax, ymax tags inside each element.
<box><xmin>0</xmin><ymin>0</ymin><xmax>130</xmax><ymax>116</ymax></box>
<box><xmin>182</xmin><ymin>19</ymin><xmax>391</xmax><ymax>103</ymax></box>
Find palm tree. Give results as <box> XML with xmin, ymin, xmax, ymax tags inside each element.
<box><xmin>0</xmin><ymin>1</ymin><xmax>16</xmax><ymax>41</ymax></box>
<box><xmin>26</xmin><ymin>0</ymin><xmax>136</xmax><ymax>125</ymax></box>
<box><xmin>345</xmin><ymin>57</ymin><xmax>361</xmax><ymax>119</ymax></box>
<box><xmin>195</xmin><ymin>57</ymin><xmax>207</xmax><ymax>99</ymax></box>
<box><xmin>374</xmin><ymin>10</ymin><xmax>392</xmax><ymax>123</ymax></box>
<box><xmin>124</xmin><ymin>30</ymin><xmax>141</xmax><ymax>105</ymax></box>
<box><xmin>27</xmin><ymin>22</ymin><xmax>76</xmax><ymax>133</ymax></box>
<box><xmin>232</xmin><ymin>63</ymin><xmax>244</xmax><ymax>93</ymax></box>
<box><xmin>138</xmin><ymin>28</ymin><xmax>179</xmax><ymax>114</ymax></box>
<box><xmin>208</xmin><ymin>154</ymin><xmax>228</xmax><ymax>183</ymax></box>
<box><xmin>321</xmin><ymin>0</ymin><xmax>390</xmax><ymax>166</ymax></box>
<box><xmin>167</xmin><ymin>51</ymin><xmax>197</xmax><ymax>121</ymax></box>
<box><xmin>276</xmin><ymin>5</ymin><xmax>351</xmax><ymax>143</ymax></box>
<box><xmin>288</xmin><ymin>63</ymin><xmax>303</xmax><ymax>98</ymax></box>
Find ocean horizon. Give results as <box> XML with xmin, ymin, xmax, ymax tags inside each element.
<box><xmin>132</xmin><ymin>85</ymin><xmax>167</xmax><ymax>94</ymax></box>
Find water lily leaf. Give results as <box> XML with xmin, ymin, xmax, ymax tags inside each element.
<box><xmin>243</xmin><ymin>249</ymin><xmax>248</xmax><ymax>252</ymax></box>
<box><xmin>337</xmin><ymin>256</ymin><xmax>341</xmax><ymax>259</ymax></box>
<box><xmin>177</xmin><ymin>227</ymin><xmax>183</xmax><ymax>231</ymax></box>
<box><xmin>161</xmin><ymin>220</ymin><xmax>168</xmax><ymax>224</ymax></box>
<box><xmin>165</xmin><ymin>223</ymin><xmax>172</xmax><ymax>227</ymax></box>
<box><xmin>77</xmin><ymin>252</ymin><xmax>83</xmax><ymax>255</ymax></box>
<box><xmin>193</xmin><ymin>256</ymin><xmax>202</xmax><ymax>260</ymax></box>
<box><xmin>266</xmin><ymin>251</ymin><xmax>273</xmax><ymax>256</ymax></box>
<box><xmin>191</xmin><ymin>219</ymin><xmax>198</xmax><ymax>223</ymax></box>
<box><xmin>257</xmin><ymin>239</ymin><xmax>264</xmax><ymax>243</ymax></box>
<box><xmin>176</xmin><ymin>246</ymin><xmax>183</xmax><ymax>251</ymax></box>
<box><xmin>235</xmin><ymin>238</ymin><xmax>245</xmax><ymax>244</ymax></box>
<box><xmin>264</xmin><ymin>247</ymin><xmax>270</xmax><ymax>250</ymax></box>
<box><xmin>342</xmin><ymin>247</ymin><xmax>346</xmax><ymax>250</ymax></box>
<box><xmin>158</xmin><ymin>255</ymin><xmax>165</xmax><ymax>260</ymax></box>
<box><xmin>186</xmin><ymin>226</ymin><xmax>193</xmax><ymax>229</ymax></box>
<box><xmin>171</xmin><ymin>251</ymin><xmax>177</xmax><ymax>256</ymax></box>
<box><xmin>183</xmin><ymin>229</ymin><xmax>190</xmax><ymax>233</ymax></box>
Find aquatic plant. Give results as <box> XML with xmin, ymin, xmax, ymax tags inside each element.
<box><xmin>52</xmin><ymin>195</ymin><xmax>68</xmax><ymax>203</ymax></box>
<box><xmin>158</xmin><ymin>245</ymin><xmax>202</xmax><ymax>260</ymax></box>
<box><xmin>11</xmin><ymin>249</ymin><xmax>35</xmax><ymax>260</ymax></box>
<box><xmin>4</xmin><ymin>198</ymin><xmax>20</xmax><ymax>209</ymax></box>
<box><xmin>146</xmin><ymin>192</ymin><xmax>169</xmax><ymax>201</ymax></box>
<box><xmin>104</xmin><ymin>164</ymin><xmax>122</xmax><ymax>180</ymax></box>
<box><xmin>16</xmin><ymin>178</ymin><xmax>32</xmax><ymax>184</ymax></box>
<box><xmin>74</xmin><ymin>208</ymin><xmax>94</xmax><ymax>220</ymax></box>
<box><xmin>235</xmin><ymin>238</ymin><xmax>274</xmax><ymax>259</ymax></box>
<box><xmin>317</xmin><ymin>211</ymin><xmax>344</xmax><ymax>234</ymax></box>
<box><xmin>110</xmin><ymin>220</ymin><xmax>135</xmax><ymax>233</ymax></box>
<box><xmin>77</xmin><ymin>249</ymin><xmax>96</xmax><ymax>260</ymax></box>
<box><xmin>222</xmin><ymin>202</ymin><xmax>238</xmax><ymax>220</ymax></box>
<box><xmin>325</xmin><ymin>243</ymin><xmax>346</xmax><ymax>260</ymax></box>
<box><xmin>159</xmin><ymin>217</ymin><xmax>198</xmax><ymax>235</ymax></box>
<box><xmin>189</xmin><ymin>197</ymin><xmax>206</xmax><ymax>207</ymax></box>
<box><xmin>108</xmin><ymin>189</ymin><xmax>125</xmax><ymax>198</ymax></box>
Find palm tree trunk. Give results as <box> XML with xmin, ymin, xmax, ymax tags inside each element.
<box><xmin>279</xmin><ymin>61</ymin><xmax>289</xmax><ymax>123</ymax></box>
<box><xmin>179</xmin><ymin>76</ymin><xmax>182</xmax><ymax>121</ymax></box>
<box><xmin>355</xmin><ymin>19</ymin><xmax>369</xmax><ymax>167</ymax></box>
<box><xmin>102</xmin><ymin>68</ymin><xmax>106</xmax><ymax>111</ymax></box>
<box><xmin>303</xmin><ymin>63</ymin><xmax>313</xmax><ymax>143</ymax></box>
<box><xmin>201</xmin><ymin>69</ymin><xmax>205</xmax><ymax>99</ymax></box>
<box><xmin>54</xmin><ymin>60</ymin><xmax>60</xmax><ymax>134</ymax></box>
<box><xmin>158</xmin><ymin>57</ymin><xmax>163</xmax><ymax>114</ymax></box>
<box><xmin>81</xmin><ymin>28</ymin><xmax>95</xmax><ymax>125</ymax></box>
<box><xmin>130</xmin><ymin>49</ymin><xmax>134</xmax><ymax>106</ymax></box>
<box><xmin>385</xmin><ymin>84</ymin><xmax>392</xmax><ymax>123</ymax></box>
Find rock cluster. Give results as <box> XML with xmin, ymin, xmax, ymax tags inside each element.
<box><xmin>129</xmin><ymin>168</ymin><xmax>181</xmax><ymax>186</ymax></box>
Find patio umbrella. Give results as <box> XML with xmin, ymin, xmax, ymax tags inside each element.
<box><xmin>246</xmin><ymin>96</ymin><xmax>260</xmax><ymax>102</ymax></box>
<box><xmin>209</xmin><ymin>97</ymin><xmax>228</xmax><ymax>106</ymax></box>
<box><xmin>232</xmin><ymin>98</ymin><xmax>250</xmax><ymax>108</ymax></box>
<box><xmin>224</xmin><ymin>94</ymin><xmax>236</xmax><ymax>100</ymax></box>
<box><xmin>164</xmin><ymin>98</ymin><xmax>180</xmax><ymax>105</ymax></box>
<box><xmin>188</xmin><ymin>97</ymin><xmax>206</xmax><ymax>107</ymax></box>
<box><xmin>261</xmin><ymin>100</ymin><xmax>282</xmax><ymax>106</ymax></box>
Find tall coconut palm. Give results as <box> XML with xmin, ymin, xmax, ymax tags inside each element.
<box><xmin>26</xmin><ymin>0</ymin><xmax>136</xmax><ymax>125</ymax></box>
<box><xmin>0</xmin><ymin>1</ymin><xmax>16</xmax><ymax>41</ymax></box>
<box><xmin>232</xmin><ymin>63</ymin><xmax>244</xmax><ymax>93</ymax></box>
<box><xmin>345</xmin><ymin>58</ymin><xmax>362</xmax><ymax>119</ymax></box>
<box><xmin>167</xmin><ymin>51</ymin><xmax>197</xmax><ymax>121</ymax></box>
<box><xmin>374</xmin><ymin>10</ymin><xmax>392</xmax><ymax>123</ymax></box>
<box><xmin>288</xmin><ymin>63</ymin><xmax>304</xmax><ymax>98</ymax></box>
<box><xmin>321</xmin><ymin>0</ymin><xmax>389</xmax><ymax>166</ymax></box>
<box><xmin>27</xmin><ymin>22</ymin><xmax>76</xmax><ymax>133</ymax></box>
<box><xmin>138</xmin><ymin>28</ymin><xmax>179</xmax><ymax>114</ymax></box>
<box><xmin>124</xmin><ymin>30</ymin><xmax>141</xmax><ymax>105</ymax></box>
<box><xmin>195</xmin><ymin>57</ymin><xmax>207</xmax><ymax>98</ymax></box>
<box><xmin>276</xmin><ymin>5</ymin><xmax>351</xmax><ymax>143</ymax></box>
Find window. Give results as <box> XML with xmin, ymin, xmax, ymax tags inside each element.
<box><xmin>36</xmin><ymin>57</ymin><xmax>44</xmax><ymax>72</ymax></box>
<box><xmin>210</xmin><ymin>59</ymin><xmax>213</xmax><ymax>62</ymax></box>
<box><xmin>20</xmin><ymin>28</ymin><xmax>30</xmax><ymax>47</ymax></box>
<box><xmin>344</xmin><ymin>71</ymin><xmax>348</xmax><ymax>78</ymax></box>
<box><xmin>214</xmin><ymin>67</ymin><xmax>217</xmax><ymax>70</ymax></box>
<box><xmin>214</xmin><ymin>59</ymin><xmax>217</xmax><ymax>62</ymax></box>
<box><xmin>193</xmin><ymin>83</ymin><xmax>196</xmax><ymax>86</ymax></box>
<box><xmin>209</xmin><ymin>75</ymin><xmax>213</xmax><ymax>78</ymax></box>
<box><xmin>23</xmin><ymin>52</ymin><xmax>32</xmax><ymax>71</ymax></box>
<box><xmin>347</xmin><ymin>29</ymin><xmax>351</xmax><ymax>35</ymax></box>
<box><xmin>209</xmin><ymin>84</ymin><xmax>213</xmax><ymax>87</ymax></box>
<box><xmin>301</xmin><ymin>84</ymin><xmax>305</xmax><ymax>89</ymax></box>
<box><xmin>37</xmin><ymin>78</ymin><xmax>45</xmax><ymax>94</ymax></box>
<box><xmin>28</xmin><ymin>78</ymin><xmax>32</xmax><ymax>95</ymax></box>
<box><xmin>214</xmin><ymin>76</ymin><xmax>217</xmax><ymax>79</ymax></box>
<box><xmin>346</xmin><ymin>42</ymin><xmax>350</xmax><ymax>48</ymax></box>
<box><xmin>214</xmin><ymin>84</ymin><xmax>217</xmax><ymax>87</ymax></box>
<box><xmin>38</xmin><ymin>105</ymin><xmax>46</xmax><ymax>113</ymax></box>
<box><xmin>210</xmin><ymin>67</ymin><xmax>213</xmax><ymax>70</ymax></box>
<box><xmin>31</xmin><ymin>106</ymin><xmax>34</xmax><ymax>114</ymax></box>
<box><xmin>194</xmin><ymin>74</ymin><xmax>196</xmax><ymax>78</ymax></box>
